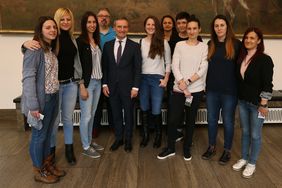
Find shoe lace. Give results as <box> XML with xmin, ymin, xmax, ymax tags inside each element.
<box><xmin>237</xmin><ymin>159</ymin><xmax>246</xmax><ymax>165</ymax></box>
<box><xmin>89</xmin><ymin>147</ymin><xmax>96</xmax><ymax>153</ymax></box>
<box><xmin>205</xmin><ymin>146</ymin><xmax>215</xmax><ymax>154</ymax></box>
<box><xmin>245</xmin><ymin>164</ymin><xmax>255</xmax><ymax>173</ymax></box>
<box><xmin>40</xmin><ymin>168</ymin><xmax>51</xmax><ymax>177</ymax></box>
<box><xmin>223</xmin><ymin>151</ymin><xmax>230</xmax><ymax>157</ymax></box>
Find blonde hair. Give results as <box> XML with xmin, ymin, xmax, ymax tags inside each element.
<box><xmin>54</xmin><ymin>8</ymin><xmax>75</xmax><ymax>37</ymax></box>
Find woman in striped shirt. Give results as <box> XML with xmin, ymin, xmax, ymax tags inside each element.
<box><xmin>76</xmin><ymin>11</ymin><xmax>104</xmax><ymax>158</ymax></box>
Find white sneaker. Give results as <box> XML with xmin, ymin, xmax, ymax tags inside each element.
<box><xmin>242</xmin><ymin>163</ymin><xmax>256</xmax><ymax>178</ymax></box>
<box><xmin>232</xmin><ymin>159</ymin><xmax>247</xmax><ymax>171</ymax></box>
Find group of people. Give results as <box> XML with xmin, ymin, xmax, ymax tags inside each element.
<box><xmin>21</xmin><ymin>7</ymin><xmax>274</xmax><ymax>184</ymax></box>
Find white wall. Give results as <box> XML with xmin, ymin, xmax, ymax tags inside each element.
<box><xmin>1</xmin><ymin>34</ymin><xmax>281</xmax><ymax>109</ymax></box>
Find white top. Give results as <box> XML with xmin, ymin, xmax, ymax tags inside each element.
<box><xmin>90</xmin><ymin>44</ymin><xmax>102</xmax><ymax>79</ymax></box>
<box><xmin>172</xmin><ymin>41</ymin><xmax>208</xmax><ymax>93</ymax></box>
<box><xmin>141</xmin><ymin>39</ymin><xmax>171</xmax><ymax>76</ymax></box>
<box><xmin>114</xmin><ymin>37</ymin><xmax>127</xmax><ymax>62</ymax></box>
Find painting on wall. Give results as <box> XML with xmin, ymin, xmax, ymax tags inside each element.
<box><xmin>0</xmin><ymin>0</ymin><xmax>282</xmax><ymax>37</ymax></box>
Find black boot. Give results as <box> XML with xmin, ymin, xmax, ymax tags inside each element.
<box><xmin>140</xmin><ymin>111</ymin><xmax>150</xmax><ymax>147</ymax></box>
<box><xmin>153</xmin><ymin>114</ymin><xmax>162</xmax><ymax>148</ymax></box>
<box><xmin>65</xmin><ymin>144</ymin><xmax>76</xmax><ymax>165</ymax></box>
<box><xmin>50</xmin><ymin>146</ymin><xmax>56</xmax><ymax>164</ymax></box>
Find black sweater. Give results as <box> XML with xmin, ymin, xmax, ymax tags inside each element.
<box><xmin>206</xmin><ymin>39</ymin><xmax>241</xmax><ymax>96</ymax></box>
<box><xmin>237</xmin><ymin>53</ymin><xmax>274</xmax><ymax>105</ymax></box>
<box><xmin>58</xmin><ymin>30</ymin><xmax>77</xmax><ymax>80</ymax></box>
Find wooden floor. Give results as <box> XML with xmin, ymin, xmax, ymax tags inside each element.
<box><xmin>0</xmin><ymin>110</ymin><xmax>282</xmax><ymax>188</ymax></box>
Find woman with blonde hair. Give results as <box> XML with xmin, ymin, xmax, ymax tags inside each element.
<box><xmin>23</xmin><ymin>8</ymin><xmax>83</xmax><ymax>165</ymax></box>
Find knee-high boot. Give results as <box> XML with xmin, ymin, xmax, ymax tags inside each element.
<box><xmin>153</xmin><ymin>114</ymin><xmax>162</xmax><ymax>148</ymax></box>
<box><xmin>140</xmin><ymin>110</ymin><xmax>150</xmax><ymax>147</ymax></box>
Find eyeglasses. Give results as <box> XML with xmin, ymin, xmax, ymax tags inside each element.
<box><xmin>97</xmin><ymin>15</ymin><xmax>110</xmax><ymax>18</ymax></box>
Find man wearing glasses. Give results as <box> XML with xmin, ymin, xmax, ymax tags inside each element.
<box><xmin>97</xmin><ymin>8</ymin><xmax>116</xmax><ymax>49</ymax></box>
<box><xmin>93</xmin><ymin>8</ymin><xmax>116</xmax><ymax>138</ymax></box>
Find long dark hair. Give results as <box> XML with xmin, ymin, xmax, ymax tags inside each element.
<box><xmin>33</xmin><ymin>16</ymin><xmax>58</xmax><ymax>53</ymax></box>
<box><xmin>80</xmin><ymin>11</ymin><xmax>100</xmax><ymax>48</ymax></box>
<box><xmin>161</xmin><ymin>15</ymin><xmax>178</xmax><ymax>38</ymax></box>
<box><xmin>208</xmin><ymin>14</ymin><xmax>236</xmax><ymax>60</ymax></box>
<box><xmin>144</xmin><ymin>16</ymin><xmax>164</xmax><ymax>59</ymax></box>
<box><xmin>237</xmin><ymin>27</ymin><xmax>265</xmax><ymax>65</ymax></box>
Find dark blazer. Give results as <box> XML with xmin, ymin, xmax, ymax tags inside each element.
<box><xmin>76</xmin><ymin>36</ymin><xmax>102</xmax><ymax>88</ymax></box>
<box><xmin>237</xmin><ymin>53</ymin><xmax>274</xmax><ymax>105</ymax></box>
<box><xmin>102</xmin><ymin>38</ymin><xmax>142</xmax><ymax>96</ymax></box>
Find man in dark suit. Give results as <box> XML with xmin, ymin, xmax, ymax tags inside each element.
<box><xmin>102</xmin><ymin>17</ymin><xmax>142</xmax><ymax>152</ymax></box>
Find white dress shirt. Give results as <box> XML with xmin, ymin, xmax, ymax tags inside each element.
<box><xmin>114</xmin><ymin>37</ymin><xmax>127</xmax><ymax>62</ymax></box>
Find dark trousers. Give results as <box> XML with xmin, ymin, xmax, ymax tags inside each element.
<box><xmin>167</xmin><ymin>91</ymin><xmax>203</xmax><ymax>152</ymax></box>
<box><xmin>93</xmin><ymin>90</ymin><xmax>113</xmax><ymax>128</ymax></box>
<box><xmin>109</xmin><ymin>92</ymin><xmax>135</xmax><ymax>141</ymax></box>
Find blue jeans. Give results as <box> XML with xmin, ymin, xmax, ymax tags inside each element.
<box><xmin>30</xmin><ymin>93</ymin><xmax>58</xmax><ymax>168</ymax></box>
<box><xmin>51</xmin><ymin>81</ymin><xmax>78</xmax><ymax>146</ymax></box>
<box><xmin>79</xmin><ymin>79</ymin><xmax>101</xmax><ymax>149</ymax></box>
<box><xmin>139</xmin><ymin>74</ymin><xmax>164</xmax><ymax>115</ymax></box>
<box><xmin>206</xmin><ymin>91</ymin><xmax>237</xmax><ymax>150</ymax></box>
<box><xmin>239</xmin><ymin>100</ymin><xmax>264</xmax><ymax>165</ymax></box>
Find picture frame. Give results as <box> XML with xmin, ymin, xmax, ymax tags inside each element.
<box><xmin>1</xmin><ymin>0</ymin><xmax>282</xmax><ymax>38</ymax></box>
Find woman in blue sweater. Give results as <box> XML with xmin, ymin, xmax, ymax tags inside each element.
<box><xmin>202</xmin><ymin>15</ymin><xmax>241</xmax><ymax>165</ymax></box>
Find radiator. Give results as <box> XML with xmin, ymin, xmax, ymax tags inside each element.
<box><xmin>136</xmin><ymin>108</ymin><xmax>221</xmax><ymax>125</ymax></box>
<box><xmin>59</xmin><ymin>108</ymin><xmax>282</xmax><ymax>126</ymax></box>
<box><xmin>264</xmin><ymin>108</ymin><xmax>282</xmax><ymax>123</ymax></box>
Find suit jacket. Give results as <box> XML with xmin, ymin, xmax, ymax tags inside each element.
<box><xmin>102</xmin><ymin>38</ymin><xmax>142</xmax><ymax>96</ymax></box>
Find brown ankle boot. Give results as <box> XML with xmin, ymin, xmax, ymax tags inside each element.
<box><xmin>44</xmin><ymin>155</ymin><xmax>66</xmax><ymax>177</ymax></box>
<box><xmin>33</xmin><ymin>167</ymin><xmax>59</xmax><ymax>184</ymax></box>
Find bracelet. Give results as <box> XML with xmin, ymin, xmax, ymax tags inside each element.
<box><xmin>258</xmin><ymin>103</ymin><xmax>268</xmax><ymax>108</ymax></box>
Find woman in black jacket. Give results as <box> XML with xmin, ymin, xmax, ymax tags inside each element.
<box><xmin>232</xmin><ymin>27</ymin><xmax>274</xmax><ymax>178</ymax></box>
<box><xmin>76</xmin><ymin>11</ymin><xmax>104</xmax><ymax>159</ymax></box>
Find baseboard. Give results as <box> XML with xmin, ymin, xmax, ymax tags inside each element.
<box><xmin>0</xmin><ymin>109</ymin><xmax>17</xmax><ymax>120</ymax></box>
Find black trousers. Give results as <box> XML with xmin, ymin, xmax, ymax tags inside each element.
<box><xmin>167</xmin><ymin>91</ymin><xmax>203</xmax><ymax>152</ymax></box>
<box><xmin>93</xmin><ymin>91</ymin><xmax>113</xmax><ymax>128</ymax></box>
<box><xmin>109</xmin><ymin>92</ymin><xmax>135</xmax><ymax>141</ymax></box>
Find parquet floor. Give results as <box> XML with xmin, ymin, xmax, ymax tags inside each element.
<box><xmin>0</xmin><ymin>110</ymin><xmax>281</xmax><ymax>188</ymax></box>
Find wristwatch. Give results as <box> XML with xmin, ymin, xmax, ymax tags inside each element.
<box><xmin>188</xmin><ymin>79</ymin><xmax>192</xmax><ymax>83</ymax></box>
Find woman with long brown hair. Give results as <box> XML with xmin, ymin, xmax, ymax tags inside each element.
<box><xmin>76</xmin><ymin>11</ymin><xmax>104</xmax><ymax>158</ymax></box>
<box><xmin>139</xmin><ymin>16</ymin><xmax>171</xmax><ymax>148</ymax></box>
<box><xmin>201</xmin><ymin>14</ymin><xmax>241</xmax><ymax>165</ymax></box>
<box><xmin>22</xmin><ymin>16</ymin><xmax>62</xmax><ymax>183</ymax></box>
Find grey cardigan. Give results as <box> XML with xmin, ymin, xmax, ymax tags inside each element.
<box><xmin>72</xmin><ymin>38</ymin><xmax>83</xmax><ymax>81</ymax></box>
<box><xmin>21</xmin><ymin>49</ymin><xmax>49</xmax><ymax>116</ymax></box>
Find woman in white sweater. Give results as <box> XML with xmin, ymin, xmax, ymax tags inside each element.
<box><xmin>157</xmin><ymin>16</ymin><xmax>208</xmax><ymax>160</ymax></box>
<box><xmin>139</xmin><ymin>16</ymin><xmax>171</xmax><ymax>148</ymax></box>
